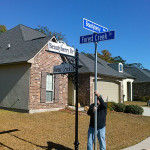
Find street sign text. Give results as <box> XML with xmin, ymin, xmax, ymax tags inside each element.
<box><xmin>83</xmin><ymin>18</ymin><xmax>108</xmax><ymax>33</ymax></box>
<box><xmin>80</xmin><ymin>31</ymin><xmax>115</xmax><ymax>44</ymax></box>
<box><xmin>54</xmin><ymin>63</ymin><xmax>75</xmax><ymax>74</ymax></box>
<box><xmin>47</xmin><ymin>41</ymin><xmax>75</xmax><ymax>57</ymax></box>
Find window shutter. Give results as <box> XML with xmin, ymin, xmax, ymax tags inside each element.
<box><xmin>40</xmin><ymin>72</ymin><xmax>46</xmax><ymax>103</ymax></box>
<box><xmin>54</xmin><ymin>74</ymin><xmax>60</xmax><ymax>102</ymax></box>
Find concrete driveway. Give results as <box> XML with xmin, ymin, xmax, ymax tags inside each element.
<box><xmin>142</xmin><ymin>107</ymin><xmax>150</xmax><ymax>116</ymax></box>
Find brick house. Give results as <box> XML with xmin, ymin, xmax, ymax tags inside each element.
<box><xmin>0</xmin><ymin>24</ymin><xmax>69</xmax><ymax>113</ymax></box>
<box><xmin>124</xmin><ymin>66</ymin><xmax>150</xmax><ymax>100</ymax></box>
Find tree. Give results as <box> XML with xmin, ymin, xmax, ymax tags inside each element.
<box><xmin>127</xmin><ymin>63</ymin><xmax>144</xmax><ymax>69</ymax></box>
<box><xmin>0</xmin><ymin>25</ymin><xmax>7</xmax><ymax>33</ymax></box>
<box><xmin>98</xmin><ymin>50</ymin><xmax>114</xmax><ymax>63</ymax></box>
<box><xmin>35</xmin><ymin>25</ymin><xmax>67</xmax><ymax>43</ymax></box>
<box><xmin>113</xmin><ymin>56</ymin><xmax>126</xmax><ymax>64</ymax></box>
<box><xmin>81</xmin><ymin>52</ymin><xmax>90</xmax><ymax>56</ymax></box>
<box><xmin>81</xmin><ymin>50</ymin><xmax>145</xmax><ymax>69</ymax></box>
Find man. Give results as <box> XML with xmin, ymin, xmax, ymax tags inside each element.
<box><xmin>87</xmin><ymin>91</ymin><xmax>107</xmax><ymax>150</ymax></box>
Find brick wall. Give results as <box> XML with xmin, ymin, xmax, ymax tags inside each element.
<box><xmin>78</xmin><ymin>74</ymin><xmax>98</xmax><ymax>106</ymax></box>
<box><xmin>90</xmin><ymin>76</ymin><xmax>94</xmax><ymax>104</ymax></box>
<box><xmin>78</xmin><ymin>74</ymin><xmax>123</xmax><ymax>106</ymax></box>
<box><xmin>29</xmin><ymin>44</ymin><xmax>68</xmax><ymax>110</ymax></box>
<box><xmin>78</xmin><ymin>74</ymin><xmax>91</xmax><ymax>106</ymax></box>
<box><xmin>133</xmin><ymin>82</ymin><xmax>150</xmax><ymax>100</ymax></box>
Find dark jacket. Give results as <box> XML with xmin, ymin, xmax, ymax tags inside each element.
<box><xmin>87</xmin><ymin>96</ymin><xmax>107</xmax><ymax>129</ymax></box>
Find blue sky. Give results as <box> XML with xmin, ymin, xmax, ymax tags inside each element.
<box><xmin>1</xmin><ymin>0</ymin><xmax>150</xmax><ymax>69</ymax></box>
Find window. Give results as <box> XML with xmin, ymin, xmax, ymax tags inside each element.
<box><xmin>46</xmin><ymin>74</ymin><xmax>54</xmax><ymax>102</ymax></box>
<box><xmin>119</xmin><ymin>63</ymin><xmax>123</xmax><ymax>72</ymax></box>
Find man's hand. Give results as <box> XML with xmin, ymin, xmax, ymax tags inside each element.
<box><xmin>94</xmin><ymin>90</ymin><xmax>100</xmax><ymax>97</ymax></box>
<box><xmin>93</xmin><ymin>106</ymin><xmax>97</xmax><ymax>112</ymax></box>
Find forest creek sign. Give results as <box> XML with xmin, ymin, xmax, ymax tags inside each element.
<box><xmin>47</xmin><ymin>41</ymin><xmax>75</xmax><ymax>57</ymax></box>
<box><xmin>53</xmin><ymin>62</ymin><xmax>75</xmax><ymax>74</ymax></box>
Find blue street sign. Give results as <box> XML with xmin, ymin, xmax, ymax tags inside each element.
<box><xmin>83</xmin><ymin>18</ymin><xmax>108</xmax><ymax>33</ymax></box>
<box><xmin>80</xmin><ymin>31</ymin><xmax>115</xmax><ymax>44</ymax></box>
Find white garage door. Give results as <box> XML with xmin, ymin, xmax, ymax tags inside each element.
<box><xmin>97</xmin><ymin>80</ymin><xmax>119</xmax><ymax>103</ymax></box>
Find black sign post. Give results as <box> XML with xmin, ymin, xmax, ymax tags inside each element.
<box><xmin>53</xmin><ymin>49</ymin><xmax>79</xmax><ymax>149</ymax></box>
<box><xmin>74</xmin><ymin>49</ymin><xmax>79</xmax><ymax>150</ymax></box>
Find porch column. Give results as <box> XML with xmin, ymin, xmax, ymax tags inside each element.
<box><xmin>130</xmin><ymin>82</ymin><xmax>133</xmax><ymax>101</ymax></box>
<box><xmin>119</xmin><ymin>81</ymin><xmax>123</xmax><ymax>103</ymax></box>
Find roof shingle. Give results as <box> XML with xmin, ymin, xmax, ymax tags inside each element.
<box><xmin>79</xmin><ymin>54</ymin><xmax>134</xmax><ymax>79</ymax></box>
<box><xmin>0</xmin><ymin>24</ymin><xmax>52</xmax><ymax>64</ymax></box>
<box><xmin>124</xmin><ymin>66</ymin><xmax>150</xmax><ymax>83</ymax></box>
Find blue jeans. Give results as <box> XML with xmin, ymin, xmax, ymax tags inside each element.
<box><xmin>87</xmin><ymin>126</ymin><xmax>106</xmax><ymax>150</ymax></box>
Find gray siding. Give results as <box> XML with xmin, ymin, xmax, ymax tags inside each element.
<box><xmin>0</xmin><ymin>63</ymin><xmax>30</xmax><ymax>110</ymax></box>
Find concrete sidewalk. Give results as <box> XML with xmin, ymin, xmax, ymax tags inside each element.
<box><xmin>142</xmin><ymin>107</ymin><xmax>150</xmax><ymax>116</ymax></box>
<box><xmin>122</xmin><ymin>137</ymin><xmax>150</xmax><ymax>150</ymax></box>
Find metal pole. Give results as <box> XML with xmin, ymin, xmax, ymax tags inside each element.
<box><xmin>74</xmin><ymin>49</ymin><xmax>79</xmax><ymax>150</ymax></box>
<box><xmin>94</xmin><ymin>42</ymin><xmax>98</xmax><ymax>150</ymax></box>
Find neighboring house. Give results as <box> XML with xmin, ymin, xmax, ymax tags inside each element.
<box><xmin>0</xmin><ymin>24</ymin><xmax>69</xmax><ymax>113</ymax></box>
<box><xmin>108</xmin><ymin>63</ymin><xmax>135</xmax><ymax>102</ymax></box>
<box><xmin>124</xmin><ymin>66</ymin><xmax>150</xmax><ymax>100</ymax></box>
<box><xmin>68</xmin><ymin>54</ymin><xmax>135</xmax><ymax>106</ymax></box>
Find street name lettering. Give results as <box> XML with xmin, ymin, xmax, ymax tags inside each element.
<box><xmin>83</xmin><ymin>18</ymin><xmax>108</xmax><ymax>33</ymax></box>
<box><xmin>80</xmin><ymin>31</ymin><xmax>115</xmax><ymax>44</ymax></box>
<box><xmin>48</xmin><ymin>41</ymin><xmax>75</xmax><ymax>57</ymax></box>
<box><xmin>54</xmin><ymin>63</ymin><xmax>75</xmax><ymax>74</ymax></box>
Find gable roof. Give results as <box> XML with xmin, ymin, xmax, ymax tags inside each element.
<box><xmin>124</xmin><ymin>66</ymin><xmax>150</xmax><ymax>83</ymax></box>
<box><xmin>79</xmin><ymin>54</ymin><xmax>134</xmax><ymax>79</ymax></box>
<box><xmin>108</xmin><ymin>63</ymin><xmax>135</xmax><ymax>78</ymax></box>
<box><xmin>0</xmin><ymin>24</ymin><xmax>52</xmax><ymax>64</ymax></box>
<box><xmin>19</xmin><ymin>24</ymin><xmax>46</xmax><ymax>41</ymax></box>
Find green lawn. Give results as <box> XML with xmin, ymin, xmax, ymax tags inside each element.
<box><xmin>0</xmin><ymin>109</ymin><xmax>150</xmax><ymax>150</ymax></box>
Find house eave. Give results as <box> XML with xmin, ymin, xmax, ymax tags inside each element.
<box><xmin>0</xmin><ymin>61</ymin><xmax>30</xmax><ymax>66</ymax></box>
<box><xmin>79</xmin><ymin>72</ymin><xmax>126</xmax><ymax>80</ymax></box>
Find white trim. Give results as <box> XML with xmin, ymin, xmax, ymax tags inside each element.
<box><xmin>118</xmin><ymin>63</ymin><xmax>123</xmax><ymax>72</ymax></box>
<box><xmin>122</xmin><ymin>79</ymin><xmax>134</xmax><ymax>101</ymax></box>
<box><xmin>46</xmin><ymin>73</ymin><xmax>54</xmax><ymax>102</ymax></box>
<box><xmin>51</xmin><ymin>36</ymin><xmax>58</xmax><ymax>42</ymax></box>
<box><xmin>27</xmin><ymin>57</ymin><xmax>34</xmax><ymax>63</ymax></box>
<box><xmin>29</xmin><ymin>107</ymin><xmax>63</xmax><ymax>113</ymax></box>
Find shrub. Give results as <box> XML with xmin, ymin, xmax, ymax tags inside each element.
<box><xmin>125</xmin><ymin>105</ymin><xmax>144</xmax><ymax>115</ymax></box>
<box><xmin>107</xmin><ymin>102</ymin><xmax>116</xmax><ymax>111</ymax></box>
<box><xmin>114</xmin><ymin>103</ymin><xmax>126</xmax><ymax>112</ymax></box>
<box><xmin>134</xmin><ymin>96</ymin><xmax>150</xmax><ymax>102</ymax></box>
<box><xmin>142</xmin><ymin>96</ymin><xmax>150</xmax><ymax>102</ymax></box>
<box><xmin>141</xmin><ymin>96</ymin><xmax>146</xmax><ymax>102</ymax></box>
